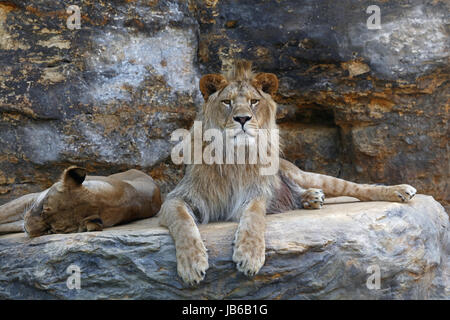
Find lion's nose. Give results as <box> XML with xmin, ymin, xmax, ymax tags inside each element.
<box><xmin>233</xmin><ymin>116</ymin><xmax>252</xmax><ymax>126</ymax></box>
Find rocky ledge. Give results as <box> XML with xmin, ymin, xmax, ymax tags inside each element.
<box><xmin>0</xmin><ymin>195</ymin><xmax>448</xmax><ymax>299</ymax></box>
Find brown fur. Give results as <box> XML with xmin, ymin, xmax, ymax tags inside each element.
<box><xmin>159</xmin><ymin>60</ymin><xmax>417</xmax><ymax>285</ymax></box>
<box><xmin>199</xmin><ymin>74</ymin><xmax>228</xmax><ymax>100</ymax></box>
<box><xmin>0</xmin><ymin>166</ymin><xmax>161</xmax><ymax>237</ymax></box>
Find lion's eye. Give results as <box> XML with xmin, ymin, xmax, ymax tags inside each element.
<box><xmin>251</xmin><ymin>99</ymin><xmax>259</xmax><ymax>105</ymax></box>
<box><xmin>222</xmin><ymin>100</ymin><xmax>231</xmax><ymax>106</ymax></box>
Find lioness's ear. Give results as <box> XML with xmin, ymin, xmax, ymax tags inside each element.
<box><xmin>63</xmin><ymin>166</ymin><xmax>86</xmax><ymax>187</ymax></box>
<box><xmin>252</xmin><ymin>73</ymin><xmax>279</xmax><ymax>96</ymax></box>
<box><xmin>199</xmin><ymin>74</ymin><xmax>228</xmax><ymax>101</ymax></box>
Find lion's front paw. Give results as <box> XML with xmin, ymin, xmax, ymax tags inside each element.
<box><xmin>176</xmin><ymin>238</ymin><xmax>209</xmax><ymax>286</ymax></box>
<box><xmin>301</xmin><ymin>188</ymin><xmax>325</xmax><ymax>209</ymax></box>
<box><xmin>387</xmin><ymin>184</ymin><xmax>417</xmax><ymax>202</ymax></box>
<box><xmin>233</xmin><ymin>232</ymin><xmax>265</xmax><ymax>277</ymax></box>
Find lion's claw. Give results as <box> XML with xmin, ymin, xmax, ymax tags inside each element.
<box><xmin>233</xmin><ymin>231</ymin><xmax>265</xmax><ymax>277</ymax></box>
<box><xmin>389</xmin><ymin>184</ymin><xmax>416</xmax><ymax>203</ymax></box>
<box><xmin>176</xmin><ymin>240</ymin><xmax>209</xmax><ymax>286</ymax></box>
<box><xmin>301</xmin><ymin>188</ymin><xmax>325</xmax><ymax>209</ymax></box>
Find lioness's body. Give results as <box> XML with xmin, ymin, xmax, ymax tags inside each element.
<box><xmin>0</xmin><ymin>168</ymin><xmax>161</xmax><ymax>237</ymax></box>
<box><xmin>159</xmin><ymin>60</ymin><xmax>417</xmax><ymax>285</ymax></box>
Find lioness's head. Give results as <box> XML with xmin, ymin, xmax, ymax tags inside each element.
<box><xmin>199</xmin><ymin>60</ymin><xmax>279</xmax><ymax>146</ymax></box>
<box><xmin>24</xmin><ymin>166</ymin><xmax>102</xmax><ymax>237</ymax></box>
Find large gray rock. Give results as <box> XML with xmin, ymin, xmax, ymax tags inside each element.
<box><xmin>0</xmin><ymin>195</ymin><xmax>448</xmax><ymax>299</ymax></box>
<box><xmin>0</xmin><ymin>0</ymin><xmax>448</xmax><ymax>211</ymax></box>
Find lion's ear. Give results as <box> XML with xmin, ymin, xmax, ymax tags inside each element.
<box><xmin>62</xmin><ymin>166</ymin><xmax>86</xmax><ymax>188</ymax></box>
<box><xmin>199</xmin><ymin>74</ymin><xmax>228</xmax><ymax>101</ymax></box>
<box><xmin>252</xmin><ymin>73</ymin><xmax>278</xmax><ymax>96</ymax></box>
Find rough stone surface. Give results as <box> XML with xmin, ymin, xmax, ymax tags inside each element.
<box><xmin>0</xmin><ymin>0</ymin><xmax>200</xmax><ymax>198</ymax></box>
<box><xmin>0</xmin><ymin>0</ymin><xmax>448</xmax><ymax>211</ymax></box>
<box><xmin>0</xmin><ymin>195</ymin><xmax>448</xmax><ymax>299</ymax></box>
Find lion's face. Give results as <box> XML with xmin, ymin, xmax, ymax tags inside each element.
<box><xmin>207</xmin><ymin>82</ymin><xmax>270</xmax><ymax>143</ymax></box>
<box><xmin>199</xmin><ymin>61</ymin><xmax>279</xmax><ymax>148</ymax></box>
<box><xmin>24</xmin><ymin>167</ymin><xmax>100</xmax><ymax>237</ymax></box>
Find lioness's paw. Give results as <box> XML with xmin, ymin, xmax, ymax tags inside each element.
<box><xmin>176</xmin><ymin>238</ymin><xmax>209</xmax><ymax>286</ymax></box>
<box><xmin>388</xmin><ymin>184</ymin><xmax>417</xmax><ymax>202</ymax></box>
<box><xmin>233</xmin><ymin>233</ymin><xmax>265</xmax><ymax>277</ymax></box>
<box><xmin>301</xmin><ymin>188</ymin><xmax>325</xmax><ymax>209</ymax></box>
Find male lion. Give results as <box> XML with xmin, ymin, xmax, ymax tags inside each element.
<box><xmin>158</xmin><ymin>60</ymin><xmax>417</xmax><ymax>285</ymax></box>
<box><xmin>0</xmin><ymin>166</ymin><xmax>161</xmax><ymax>237</ymax></box>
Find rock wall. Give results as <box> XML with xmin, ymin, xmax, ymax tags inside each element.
<box><xmin>0</xmin><ymin>0</ymin><xmax>448</xmax><ymax>209</ymax></box>
<box><xmin>0</xmin><ymin>196</ymin><xmax>448</xmax><ymax>299</ymax></box>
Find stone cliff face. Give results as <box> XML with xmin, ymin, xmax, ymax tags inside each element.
<box><xmin>0</xmin><ymin>0</ymin><xmax>448</xmax><ymax>210</ymax></box>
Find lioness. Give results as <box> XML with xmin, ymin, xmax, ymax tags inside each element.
<box><xmin>0</xmin><ymin>166</ymin><xmax>161</xmax><ymax>237</ymax></box>
<box><xmin>158</xmin><ymin>60</ymin><xmax>417</xmax><ymax>285</ymax></box>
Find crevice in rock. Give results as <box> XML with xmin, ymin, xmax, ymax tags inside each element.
<box><xmin>45</xmin><ymin>58</ymin><xmax>72</xmax><ymax>68</ymax></box>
